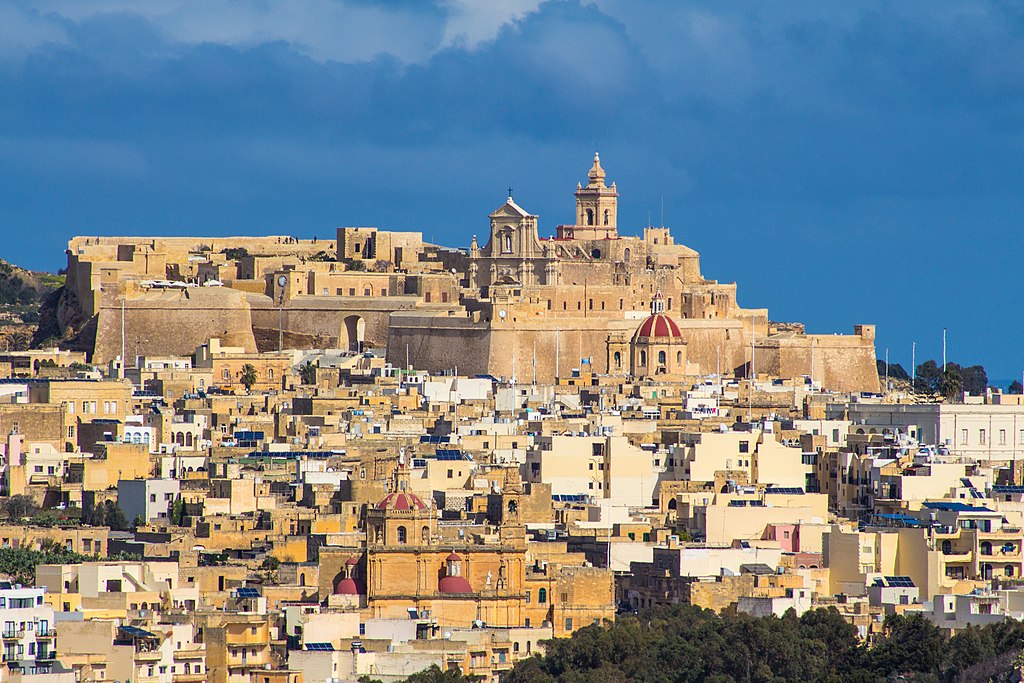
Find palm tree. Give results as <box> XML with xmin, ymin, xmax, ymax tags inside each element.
<box><xmin>240</xmin><ymin>363</ymin><xmax>258</xmax><ymax>393</ymax></box>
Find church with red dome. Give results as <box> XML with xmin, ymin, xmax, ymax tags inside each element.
<box><xmin>628</xmin><ymin>292</ymin><xmax>687</xmax><ymax>378</ymax></box>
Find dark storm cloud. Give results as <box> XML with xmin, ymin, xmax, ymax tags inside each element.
<box><xmin>1</xmin><ymin>0</ymin><xmax>1023</xmax><ymax>376</ymax></box>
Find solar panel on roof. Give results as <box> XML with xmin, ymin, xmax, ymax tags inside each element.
<box><xmin>119</xmin><ymin>625</ymin><xmax>158</xmax><ymax>638</ymax></box>
<box><xmin>305</xmin><ymin>642</ymin><xmax>334</xmax><ymax>651</ymax></box>
<box><xmin>993</xmin><ymin>485</ymin><xmax>1024</xmax><ymax>494</ymax></box>
<box><xmin>436</xmin><ymin>450</ymin><xmax>466</xmax><ymax>461</ymax></box>
<box><xmin>765</xmin><ymin>487</ymin><xmax>805</xmax><ymax>495</ymax></box>
<box><xmin>236</xmin><ymin>587</ymin><xmax>261</xmax><ymax>598</ymax></box>
<box><xmin>884</xmin><ymin>576</ymin><xmax>914</xmax><ymax>587</ymax></box>
<box><xmin>970</xmin><ymin>490</ymin><xmax>985</xmax><ymax>499</ymax></box>
<box><xmin>961</xmin><ymin>478</ymin><xmax>975</xmax><ymax>488</ymax></box>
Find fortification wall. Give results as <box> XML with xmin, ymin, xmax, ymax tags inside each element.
<box><xmin>386</xmin><ymin>313</ymin><xmax>493</xmax><ymax>377</ymax></box>
<box><xmin>92</xmin><ymin>287</ymin><xmax>257</xmax><ymax>363</ymax></box>
<box><xmin>755</xmin><ymin>330</ymin><xmax>879</xmax><ymax>393</ymax></box>
<box><xmin>250</xmin><ymin>295</ymin><xmax>421</xmax><ymax>352</ymax></box>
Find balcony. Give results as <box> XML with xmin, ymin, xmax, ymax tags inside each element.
<box><xmin>36</xmin><ymin>629</ymin><xmax>56</xmax><ymax>639</ymax></box>
<box><xmin>2</xmin><ymin>631</ymin><xmax>18</xmax><ymax>640</ymax></box>
<box><xmin>941</xmin><ymin>550</ymin><xmax>973</xmax><ymax>563</ymax></box>
<box><xmin>173</xmin><ymin>674</ymin><xmax>206</xmax><ymax>683</ymax></box>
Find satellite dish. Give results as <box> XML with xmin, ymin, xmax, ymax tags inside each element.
<box><xmin>498</xmin><ymin>310</ymin><xmax>507</xmax><ymax>319</ymax></box>
<box><xmin>277</xmin><ymin>275</ymin><xmax>287</xmax><ymax>287</ymax></box>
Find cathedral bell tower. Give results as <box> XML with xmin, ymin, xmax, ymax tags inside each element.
<box><xmin>572</xmin><ymin>152</ymin><xmax>618</xmax><ymax>239</ymax></box>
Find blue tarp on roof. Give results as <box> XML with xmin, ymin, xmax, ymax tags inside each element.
<box><xmin>923</xmin><ymin>502</ymin><xmax>995</xmax><ymax>513</ymax></box>
<box><xmin>877</xmin><ymin>513</ymin><xmax>925</xmax><ymax>526</ymax></box>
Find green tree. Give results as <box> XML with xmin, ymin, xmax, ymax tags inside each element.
<box><xmin>960</xmin><ymin>364</ymin><xmax>988</xmax><ymax>395</ymax></box>
<box><xmin>240</xmin><ymin>363</ymin><xmax>258</xmax><ymax>392</ymax></box>
<box><xmin>103</xmin><ymin>500</ymin><xmax>129</xmax><ymax>531</ymax></box>
<box><xmin>867</xmin><ymin>613</ymin><xmax>947</xmax><ymax>678</ymax></box>
<box><xmin>298</xmin><ymin>361</ymin><xmax>316</xmax><ymax>385</ymax></box>
<box><xmin>915</xmin><ymin>360</ymin><xmax>941</xmax><ymax>393</ymax></box>
<box><xmin>170</xmin><ymin>497</ymin><xmax>186</xmax><ymax>526</ymax></box>
<box><xmin>1009</xmin><ymin>380</ymin><xmax>1023</xmax><ymax>395</ymax></box>
<box><xmin>221</xmin><ymin>247</ymin><xmax>249</xmax><ymax>261</ymax></box>
<box><xmin>939</xmin><ymin>366</ymin><xmax>964</xmax><ymax>402</ymax></box>
<box><xmin>3</xmin><ymin>495</ymin><xmax>38</xmax><ymax>519</ymax></box>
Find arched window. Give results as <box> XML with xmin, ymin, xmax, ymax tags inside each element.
<box><xmin>538</xmin><ymin>588</ymin><xmax>547</xmax><ymax>603</ymax></box>
<box><xmin>667</xmin><ymin>498</ymin><xmax>677</xmax><ymax>510</ymax></box>
<box><xmin>397</xmin><ymin>526</ymin><xmax>407</xmax><ymax>544</ymax></box>
<box><xmin>268</xmin><ymin>369</ymin><xmax>274</xmax><ymax>380</ymax></box>
<box><xmin>603</xmin><ymin>209</ymin><xmax>610</xmax><ymax>225</ymax></box>
<box><xmin>591</xmin><ymin>249</ymin><xmax>601</xmax><ymax>259</ymax></box>
<box><xmin>586</xmin><ymin>209</ymin><xmax>594</xmax><ymax>225</ymax></box>
<box><xmin>942</xmin><ymin>540</ymin><xmax>952</xmax><ymax>554</ymax></box>
<box><xmin>513</xmin><ymin>642</ymin><xmax>520</xmax><ymax>653</ymax></box>
<box><xmin>623</xmin><ymin>248</ymin><xmax>631</xmax><ymax>262</ymax></box>
<box><xmin>504</xmin><ymin>233</ymin><xmax>513</xmax><ymax>253</ymax></box>
<box><xmin>508</xmin><ymin>500</ymin><xmax>518</xmax><ymax>514</ymax></box>
<box><xmin>981</xmin><ymin>541</ymin><xmax>992</xmax><ymax>555</ymax></box>
<box><xmin>299</xmin><ymin>573</ymin><xmax>306</xmax><ymax>586</ymax></box>
<box><xmin>185</xmin><ymin>433</ymin><xmax>193</xmax><ymax>447</ymax></box>
<box><xmin>421</xmin><ymin>526</ymin><xmax>430</xmax><ymax>543</ymax></box>
<box><xmin>676</xmin><ymin>351</ymin><xmax>683</xmax><ymax>365</ymax></box>
<box><xmin>640</xmin><ymin>350</ymin><xmax>647</xmax><ymax>366</ymax></box>
<box><xmin>658</xmin><ymin>350</ymin><xmax>666</xmax><ymax>365</ymax></box>
<box><xmin>1007</xmin><ymin>565</ymin><xmax>1015</xmax><ymax>576</ymax></box>
<box><xmin>613</xmin><ymin>351</ymin><xmax>621</xmax><ymax>368</ymax></box>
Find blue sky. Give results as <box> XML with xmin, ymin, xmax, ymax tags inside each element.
<box><xmin>2</xmin><ymin>0</ymin><xmax>1023</xmax><ymax>380</ymax></box>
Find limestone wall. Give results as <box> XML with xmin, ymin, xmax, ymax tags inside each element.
<box><xmin>754</xmin><ymin>329</ymin><xmax>880</xmax><ymax>393</ymax></box>
<box><xmin>250</xmin><ymin>295</ymin><xmax>421</xmax><ymax>352</ymax></box>
<box><xmin>93</xmin><ymin>287</ymin><xmax>257</xmax><ymax>363</ymax></box>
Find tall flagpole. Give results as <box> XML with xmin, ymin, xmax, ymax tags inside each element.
<box><xmin>942</xmin><ymin>328</ymin><xmax>947</xmax><ymax>372</ymax></box>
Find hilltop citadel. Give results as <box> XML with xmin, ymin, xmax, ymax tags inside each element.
<box><xmin>1</xmin><ymin>156</ymin><xmax>1023</xmax><ymax>682</ymax></box>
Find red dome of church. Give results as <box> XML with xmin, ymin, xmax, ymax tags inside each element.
<box><xmin>376</xmin><ymin>491</ymin><xmax>428</xmax><ymax>511</ymax></box>
<box><xmin>438</xmin><ymin>575</ymin><xmax>474</xmax><ymax>593</ymax></box>
<box><xmin>633</xmin><ymin>292</ymin><xmax>682</xmax><ymax>341</ymax></box>
<box><xmin>633</xmin><ymin>314</ymin><xmax>682</xmax><ymax>340</ymax></box>
<box><xmin>333</xmin><ymin>577</ymin><xmax>362</xmax><ymax>595</ymax></box>
<box><xmin>438</xmin><ymin>552</ymin><xmax>473</xmax><ymax>594</ymax></box>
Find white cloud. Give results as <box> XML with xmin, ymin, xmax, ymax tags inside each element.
<box><xmin>20</xmin><ymin>0</ymin><xmax>543</xmax><ymax>63</ymax></box>
<box><xmin>439</xmin><ymin>0</ymin><xmax>544</xmax><ymax>49</ymax></box>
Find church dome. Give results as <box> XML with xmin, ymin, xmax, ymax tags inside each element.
<box><xmin>633</xmin><ymin>314</ymin><xmax>682</xmax><ymax>341</ymax></box>
<box><xmin>438</xmin><ymin>552</ymin><xmax>473</xmax><ymax>594</ymax></box>
<box><xmin>333</xmin><ymin>577</ymin><xmax>363</xmax><ymax>595</ymax></box>
<box><xmin>633</xmin><ymin>292</ymin><xmax>681</xmax><ymax>341</ymax></box>
<box><xmin>376</xmin><ymin>491</ymin><xmax>428</xmax><ymax>511</ymax></box>
<box><xmin>438</xmin><ymin>575</ymin><xmax>473</xmax><ymax>593</ymax></box>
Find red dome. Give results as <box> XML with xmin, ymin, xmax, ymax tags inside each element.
<box><xmin>376</xmin><ymin>491</ymin><xmax>428</xmax><ymax>511</ymax></box>
<box><xmin>345</xmin><ymin>557</ymin><xmax>360</xmax><ymax>566</ymax></box>
<box><xmin>633</xmin><ymin>314</ymin><xmax>682</xmax><ymax>340</ymax></box>
<box><xmin>334</xmin><ymin>577</ymin><xmax>363</xmax><ymax>595</ymax></box>
<box><xmin>445</xmin><ymin>552</ymin><xmax>462</xmax><ymax>562</ymax></box>
<box><xmin>438</xmin><ymin>575</ymin><xmax>474</xmax><ymax>594</ymax></box>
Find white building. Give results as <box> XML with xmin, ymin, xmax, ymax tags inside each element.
<box><xmin>0</xmin><ymin>583</ymin><xmax>56</xmax><ymax>666</ymax></box>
